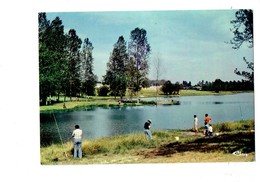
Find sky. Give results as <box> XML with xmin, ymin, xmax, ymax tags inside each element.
<box><xmin>46</xmin><ymin>10</ymin><xmax>254</xmax><ymax>85</ymax></box>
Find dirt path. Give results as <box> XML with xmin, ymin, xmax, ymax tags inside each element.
<box><xmin>139</xmin><ymin>131</ymin><xmax>255</xmax><ymax>158</ymax></box>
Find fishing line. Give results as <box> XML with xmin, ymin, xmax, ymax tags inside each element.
<box><xmin>239</xmin><ymin>104</ymin><xmax>244</xmax><ymax>121</ymax></box>
<box><xmin>52</xmin><ymin>112</ymin><xmax>69</xmax><ymax>160</ymax></box>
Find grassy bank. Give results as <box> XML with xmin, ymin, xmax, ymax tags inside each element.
<box><xmin>40</xmin><ymin>119</ymin><xmax>255</xmax><ymax>164</ymax></box>
<box><xmin>40</xmin><ymin>89</ymin><xmax>250</xmax><ymax>112</ymax></box>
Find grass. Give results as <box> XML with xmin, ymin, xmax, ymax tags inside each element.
<box><xmin>40</xmin><ymin>119</ymin><xmax>255</xmax><ymax>164</ymax></box>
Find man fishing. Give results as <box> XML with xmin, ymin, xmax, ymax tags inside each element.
<box><xmin>144</xmin><ymin>119</ymin><xmax>153</xmax><ymax>141</ymax></box>
<box><xmin>70</xmin><ymin>124</ymin><xmax>83</xmax><ymax>159</ymax></box>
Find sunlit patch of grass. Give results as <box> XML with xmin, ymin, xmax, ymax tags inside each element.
<box><xmin>209</xmin><ymin>120</ymin><xmax>254</xmax><ymax>132</ymax></box>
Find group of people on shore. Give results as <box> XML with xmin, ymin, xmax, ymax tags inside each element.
<box><xmin>70</xmin><ymin>114</ymin><xmax>213</xmax><ymax>159</ymax></box>
<box><xmin>194</xmin><ymin>113</ymin><xmax>213</xmax><ymax>136</ymax></box>
<box><xmin>70</xmin><ymin>119</ymin><xmax>154</xmax><ymax>159</ymax></box>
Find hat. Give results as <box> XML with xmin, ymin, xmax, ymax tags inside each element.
<box><xmin>148</xmin><ymin>119</ymin><xmax>152</xmax><ymax>123</ymax></box>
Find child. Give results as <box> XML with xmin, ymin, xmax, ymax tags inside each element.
<box><xmin>208</xmin><ymin>124</ymin><xmax>213</xmax><ymax>136</ymax></box>
<box><xmin>204</xmin><ymin>123</ymin><xmax>209</xmax><ymax>136</ymax></box>
<box><xmin>194</xmin><ymin>115</ymin><xmax>198</xmax><ymax>135</ymax></box>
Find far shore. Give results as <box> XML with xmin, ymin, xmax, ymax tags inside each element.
<box><xmin>40</xmin><ymin>89</ymin><xmax>253</xmax><ymax>112</ymax></box>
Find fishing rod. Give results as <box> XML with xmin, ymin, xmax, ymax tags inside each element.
<box><xmin>239</xmin><ymin>104</ymin><xmax>244</xmax><ymax>121</ymax></box>
<box><xmin>52</xmin><ymin>112</ymin><xmax>69</xmax><ymax>160</ymax></box>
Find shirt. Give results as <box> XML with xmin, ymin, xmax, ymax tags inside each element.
<box><xmin>194</xmin><ymin>117</ymin><xmax>198</xmax><ymax>125</ymax></box>
<box><xmin>208</xmin><ymin>126</ymin><xmax>213</xmax><ymax>133</ymax></box>
<box><xmin>72</xmin><ymin>129</ymin><xmax>83</xmax><ymax>139</ymax></box>
<box><xmin>144</xmin><ymin>122</ymin><xmax>151</xmax><ymax>130</ymax></box>
<box><xmin>204</xmin><ymin>116</ymin><xmax>211</xmax><ymax>123</ymax></box>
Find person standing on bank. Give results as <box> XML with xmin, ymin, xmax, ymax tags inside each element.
<box><xmin>71</xmin><ymin>124</ymin><xmax>83</xmax><ymax>159</ymax></box>
<box><xmin>204</xmin><ymin>114</ymin><xmax>212</xmax><ymax>136</ymax></box>
<box><xmin>144</xmin><ymin>119</ymin><xmax>153</xmax><ymax>141</ymax></box>
<box><xmin>193</xmin><ymin>115</ymin><xmax>198</xmax><ymax>135</ymax></box>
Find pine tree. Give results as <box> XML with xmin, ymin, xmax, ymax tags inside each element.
<box><xmin>128</xmin><ymin>27</ymin><xmax>151</xmax><ymax>97</ymax></box>
<box><xmin>104</xmin><ymin>36</ymin><xmax>128</xmax><ymax>100</ymax></box>
<box><xmin>81</xmin><ymin>38</ymin><xmax>96</xmax><ymax>96</ymax></box>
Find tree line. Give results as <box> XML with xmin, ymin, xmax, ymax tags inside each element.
<box><xmin>154</xmin><ymin>78</ymin><xmax>253</xmax><ymax>95</ymax></box>
<box><xmin>39</xmin><ymin>9</ymin><xmax>253</xmax><ymax>105</ymax></box>
<box><xmin>39</xmin><ymin>13</ymin><xmax>97</xmax><ymax>105</ymax></box>
<box><xmin>39</xmin><ymin>13</ymin><xmax>151</xmax><ymax>105</ymax></box>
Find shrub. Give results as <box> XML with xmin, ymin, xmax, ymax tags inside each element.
<box><xmin>98</xmin><ymin>85</ymin><xmax>110</xmax><ymax>96</ymax></box>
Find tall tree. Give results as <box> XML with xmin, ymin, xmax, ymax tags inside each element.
<box><xmin>39</xmin><ymin>14</ymin><xmax>66</xmax><ymax>105</ymax></box>
<box><xmin>104</xmin><ymin>36</ymin><xmax>128</xmax><ymax>100</ymax></box>
<box><xmin>230</xmin><ymin>9</ymin><xmax>254</xmax><ymax>83</ymax></box>
<box><xmin>81</xmin><ymin>38</ymin><xmax>96</xmax><ymax>96</ymax></box>
<box><xmin>128</xmin><ymin>27</ymin><xmax>151</xmax><ymax>97</ymax></box>
<box><xmin>153</xmin><ymin>52</ymin><xmax>164</xmax><ymax>101</ymax></box>
<box><xmin>64</xmin><ymin>29</ymin><xmax>82</xmax><ymax>100</ymax></box>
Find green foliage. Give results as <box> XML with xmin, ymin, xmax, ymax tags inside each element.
<box><xmin>114</xmin><ymin>138</ymin><xmax>150</xmax><ymax>154</ymax></box>
<box><xmin>39</xmin><ymin>13</ymin><xmax>98</xmax><ymax>104</ymax></box>
<box><xmin>104</xmin><ymin>36</ymin><xmax>128</xmax><ymax>99</ymax></box>
<box><xmin>81</xmin><ymin>38</ymin><xmax>97</xmax><ymax>96</ymax></box>
<box><xmin>234</xmin><ymin>57</ymin><xmax>254</xmax><ymax>82</ymax></box>
<box><xmin>98</xmin><ymin>85</ymin><xmax>110</xmax><ymax>96</ymax></box>
<box><xmin>153</xmin><ymin>131</ymin><xmax>170</xmax><ymax>138</ymax></box>
<box><xmin>230</xmin><ymin>9</ymin><xmax>254</xmax><ymax>83</ymax></box>
<box><xmin>127</xmin><ymin>27</ymin><xmax>151</xmax><ymax>94</ymax></box>
<box><xmin>161</xmin><ymin>80</ymin><xmax>180</xmax><ymax>95</ymax></box>
<box><xmin>39</xmin><ymin>14</ymin><xmax>67</xmax><ymax>105</ymax></box>
<box><xmin>212</xmin><ymin>120</ymin><xmax>254</xmax><ymax>132</ymax></box>
<box><xmin>202</xmin><ymin>79</ymin><xmax>253</xmax><ymax>91</ymax></box>
<box><xmin>230</xmin><ymin>9</ymin><xmax>253</xmax><ymax>49</ymax></box>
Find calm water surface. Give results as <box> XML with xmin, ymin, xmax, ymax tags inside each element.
<box><xmin>40</xmin><ymin>93</ymin><xmax>254</xmax><ymax>146</ymax></box>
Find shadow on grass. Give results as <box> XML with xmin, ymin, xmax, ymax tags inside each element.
<box><xmin>147</xmin><ymin>132</ymin><xmax>255</xmax><ymax>157</ymax></box>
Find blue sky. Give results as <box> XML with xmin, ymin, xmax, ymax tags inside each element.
<box><xmin>46</xmin><ymin>10</ymin><xmax>253</xmax><ymax>85</ymax></box>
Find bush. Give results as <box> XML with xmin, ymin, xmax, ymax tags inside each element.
<box><xmin>98</xmin><ymin>85</ymin><xmax>110</xmax><ymax>96</ymax></box>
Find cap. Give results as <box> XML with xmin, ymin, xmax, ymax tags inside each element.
<box><xmin>148</xmin><ymin>119</ymin><xmax>152</xmax><ymax>123</ymax></box>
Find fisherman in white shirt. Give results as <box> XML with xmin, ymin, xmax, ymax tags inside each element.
<box><xmin>71</xmin><ymin>125</ymin><xmax>83</xmax><ymax>158</ymax></box>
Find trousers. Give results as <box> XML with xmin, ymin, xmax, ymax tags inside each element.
<box><xmin>73</xmin><ymin>138</ymin><xmax>82</xmax><ymax>158</ymax></box>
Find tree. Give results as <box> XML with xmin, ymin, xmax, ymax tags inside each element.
<box><xmin>128</xmin><ymin>27</ymin><xmax>151</xmax><ymax>96</ymax></box>
<box><xmin>153</xmin><ymin>53</ymin><xmax>164</xmax><ymax>101</ymax></box>
<box><xmin>98</xmin><ymin>85</ymin><xmax>110</xmax><ymax>96</ymax></box>
<box><xmin>212</xmin><ymin>79</ymin><xmax>224</xmax><ymax>93</ymax></box>
<box><xmin>39</xmin><ymin>14</ymin><xmax>67</xmax><ymax>105</ymax></box>
<box><xmin>161</xmin><ymin>80</ymin><xmax>174</xmax><ymax>95</ymax></box>
<box><xmin>234</xmin><ymin>57</ymin><xmax>254</xmax><ymax>82</ymax></box>
<box><xmin>104</xmin><ymin>36</ymin><xmax>128</xmax><ymax>100</ymax></box>
<box><xmin>230</xmin><ymin>9</ymin><xmax>253</xmax><ymax>49</ymax></box>
<box><xmin>64</xmin><ymin>29</ymin><xmax>82</xmax><ymax>100</ymax></box>
<box><xmin>38</xmin><ymin>12</ymin><xmax>49</xmax><ymax>36</ymax></box>
<box><xmin>81</xmin><ymin>38</ymin><xmax>96</xmax><ymax>96</ymax></box>
<box><xmin>230</xmin><ymin>9</ymin><xmax>254</xmax><ymax>83</ymax></box>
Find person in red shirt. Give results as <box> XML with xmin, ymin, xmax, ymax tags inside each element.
<box><xmin>204</xmin><ymin>114</ymin><xmax>211</xmax><ymax>136</ymax></box>
<box><xmin>204</xmin><ymin>113</ymin><xmax>211</xmax><ymax>125</ymax></box>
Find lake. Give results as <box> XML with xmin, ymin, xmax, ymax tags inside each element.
<box><xmin>40</xmin><ymin>92</ymin><xmax>254</xmax><ymax>146</ymax></box>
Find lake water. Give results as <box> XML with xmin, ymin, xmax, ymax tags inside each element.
<box><xmin>40</xmin><ymin>93</ymin><xmax>254</xmax><ymax>146</ymax></box>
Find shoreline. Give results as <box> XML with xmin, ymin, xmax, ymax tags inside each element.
<box><xmin>40</xmin><ymin>90</ymin><xmax>253</xmax><ymax>113</ymax></box>
<box><xmin>40</xmin><ymin>119</ymin><xmax>255</xmax><ymax>164</ymax></box>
